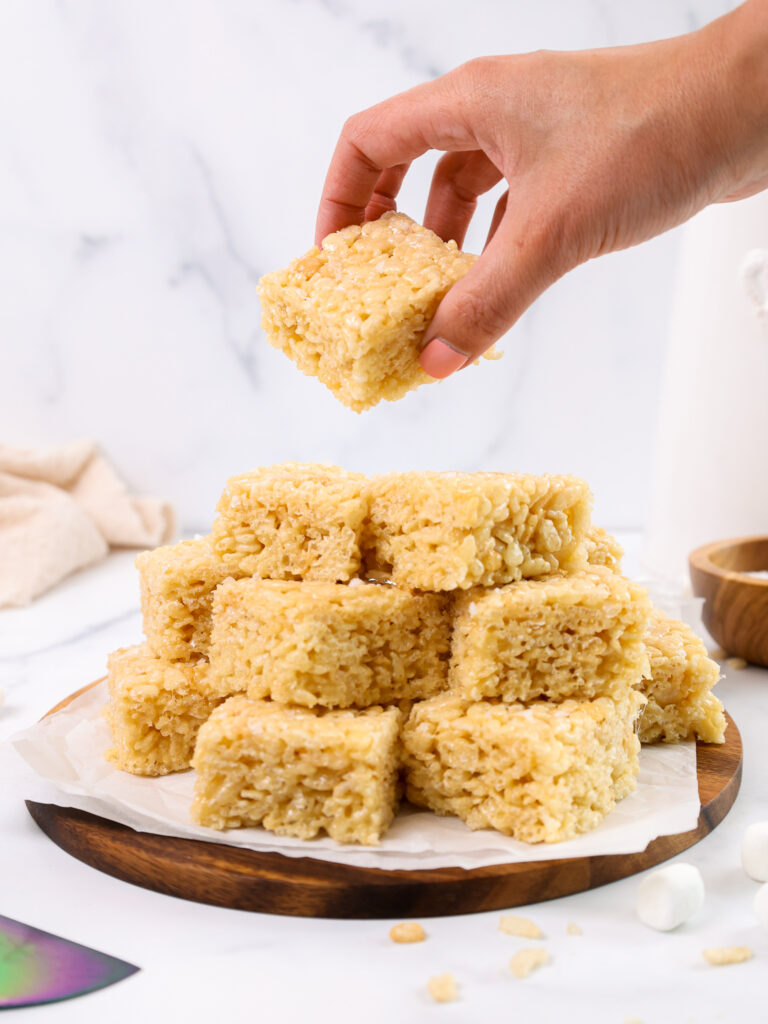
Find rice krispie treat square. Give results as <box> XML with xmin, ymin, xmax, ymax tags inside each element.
<box><xmin>363</xmin><ymin>471</ymin><xmax>592</xmax><ymax>591</ymax></box>
<box><xmin>105</xmin><ymin>645</ymin><xmax>230</xmax><ymax>776</ymax></box>
<box><xmin>212</xmin><ymin>462</ymin><xmax>368</xmax><ymax>581</ymax></box>
<box><xmin>449</xmin><ymin>568</ymin><xmax>651</xmax><ymax>703</ymax></box>
<box><xmin>401</xmin><ymin>690</ymin><xmax>645</xmax><ymax>843</ymax></box>
<box><xmin>258</xmin><ymin>212</ymin><xmax>478</xmax><ymax>412</ymax></box>
<box><xmin>136</xmin><ymin>537</ymin><xmax>232</xmax><ymax>661</ymax></box>
<box><xmin>209</xmin><ymin>578</ymin><xmax>451</xmax><ymax>708</ymax></box>
<box><xmin>585</xmin><ymin>526</ymin><xmax>624</xmax><ymax>571</ymax></box>
<box><xmin>191</xmin><ymin>696</ymin><xmax>402</xmax><ymax>844</ymax></box>
<box><xmin>639</xmin><ymin>609</ymin><xmax>725</xmax><ymax>744</ymax></box>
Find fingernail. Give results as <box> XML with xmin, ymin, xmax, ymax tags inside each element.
<box><xmin>419</xmin><ymin>338</ymin><xmax>470</xmax><ymax>379</ymax></box>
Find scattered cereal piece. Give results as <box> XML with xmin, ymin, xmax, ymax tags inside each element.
<box><xmin>509</xmin><ymin>947</ymin><xmax>550</xmax><ymax>979</ymax></box>
<box><xmin>741</xmin><ymin>822</ymin><xmax>768</xmax><ymax>882</ymax></box>
<box><xmin>709</xmin><ymin>647</ymin><xmax>727</xmax><ymax>660</ymax></box>
<box><xmin>702</xmin><ymin>946</ymin><xmax>753</xmax><ymax>966</ymax></box>
<box><xmin>566</xmin><ymin>921</ymin><xmax>582</xmax><ymax>935</ymax></box>
<box><xmin>726</xmin><ymin>657</ymin><xmax>749</xmax><ymax>671</ymax></box>
<box><xmin>498</xmin><ymin>915</ymin><xmax>544</xmax><ymax>939</ymax></box>
<box><xmin>427</xmin><ymin>973</ymin><xmax>458</xmax><ymax>1003</ymax></box>
<box><xmin>389</xmin><ymin>922</ymin><xmax>426</xmax><ymax>944</ymax></box>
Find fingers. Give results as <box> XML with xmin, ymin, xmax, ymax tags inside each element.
<box><xmin>315</xmin><ymin>74</ymin><xmax>479</xmax><ymax>246</ymax></box>
<box><xmin>364</xmin><ymin>163</ymin><xmax>411</xmax><ymax>223</ymax></box>
<box><xmin>485</xmin><ymin>189</ymin><xmax>509</xmax><ymax>247</ymax></box>
<box><xmin>424</xmin><ymin>150</ymin><xmax>503</xmax><ymax>247</ymax></box>
<box><xmin>420</xmin><ymin>204</ymin><xmax>568</xmax><ymax>379</ymax></box>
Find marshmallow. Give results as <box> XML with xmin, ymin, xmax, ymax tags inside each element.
<box><xmin>741</xmin><ymin>822</ymin><xmax>768</xmax><ymax>882</ymax></box>
<box><xmin>755</xmin><ymin>883</ymin><xmax>768</xmax><ymax>933</ymax></box>
<box><xmin>636</xmin><ymin>863</ymin><xmax>705</xmax><ymax>931</ymax></box>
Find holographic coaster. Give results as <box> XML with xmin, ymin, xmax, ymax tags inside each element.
<box><xmin>0</xmin><ymin>914</ymin><xmax>139</xmax><ymax>1009</ymax></box>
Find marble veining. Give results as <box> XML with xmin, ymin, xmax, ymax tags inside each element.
<box><xmin>0</xmin><ymin>0</ymin><xmax>736</xmax><ymax>531</ymax></box>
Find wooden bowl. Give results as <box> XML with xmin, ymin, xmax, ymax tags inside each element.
<box><xmin>689</xmin><ymin>536</ymin><xmax>768</xmax><ymax>667</ymax></box>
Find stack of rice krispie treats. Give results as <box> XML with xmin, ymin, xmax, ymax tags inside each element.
<box><xmin>104</xmin><ymin>462</ymin><xmax>725</xmax><ymax>847</ymax></box>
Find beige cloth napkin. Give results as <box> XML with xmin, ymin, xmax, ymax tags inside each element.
<box><xmin>0</xmin><ymin>440</ymin><xmax>177</xmax><ymax>607</ymax></box>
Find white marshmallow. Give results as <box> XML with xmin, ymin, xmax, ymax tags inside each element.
<box><xmin>636</xmin><ymin>863</ymin><xmax>705</xmax><ymax>931</ymax></box>
<box><xmin>741</xmin><ymin>822</ymin><xmax>768</xmax><ymax>882</ymax></box>
<box><xmin>755</xmin><ymin>883</ymin><xmax>768</xmax><ymax>933</ymax></box>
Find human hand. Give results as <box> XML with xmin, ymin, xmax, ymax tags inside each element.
<box><xmin>315</xmin><ymin>0</ymin><xmax>768</xmax><ymax>379</ymax></box>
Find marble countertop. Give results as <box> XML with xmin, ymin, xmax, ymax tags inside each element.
<box><xmin>1</xmin><ymin>536</ymin><xmax>766</xmax><ymax>1024</ymax></box>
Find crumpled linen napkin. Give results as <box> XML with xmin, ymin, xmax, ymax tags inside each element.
<box><xmin>0</xmin><ymin>440</ymin><xmax>176</xmax><ymax>607</ymax></box>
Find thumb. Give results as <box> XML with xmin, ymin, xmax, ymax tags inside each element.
<box><xmin>419</xmin><ymin>207</ymin><xmax>566</xmax><ymax>379</ymax></box>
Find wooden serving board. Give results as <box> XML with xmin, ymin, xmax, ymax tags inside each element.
<box><xmin>26</xmin><ymin>684</ymin><xmax>742</xmax><ymax>919</ymax></box>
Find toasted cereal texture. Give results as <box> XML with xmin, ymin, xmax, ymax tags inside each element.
<box><xmin>364</xmin><ymin>472</ymin><xmax>592</xmax><ymax>591</ymax></box>
<box><xmin>449</xmin><ymin>569</ymin><xmax>650</xmax><ymax>703</ymax></box>
<box><xmin>191</xmin><ymin>696</ymin><xmax>402</xmax><ymax>844</ymax></box>
<box><xmin>702</xmin><ymin>946</ymin><xmax>753</xmax><ymax>966</ymax></box>
<box><xmin>389</xmin><ymin>922</ymin><xmax>426</xmax><ymax>943</ymax></box>
<box><xmin>136</xmin><ymin>537</ymin><xmax>232</xmax><ymax>660</ymax></box>
<box><xmin>210</xmin><ymin>578</ymin><xmax>451</xmax><ymax>708</ymax></box>
<box><xmin>211</xmin><ymin>463</ymin><xmax>368</xmax><ymax>581</ymax></box>
<box><xmin>509</xmin><ymin>948</ymin><xmax>551</xmax><ymax>979</ymax></box>
<box><xmin>105</xmin><ymin>645</ymin><xmax>227</xmax><ymax>776</ymax></box>
<box><xmin>640</xmin><ymin>609</ymin><xmax>725</xmax><ymax>744</ymax></box>
<box><xmin>499</xmin><ymin>916</ymin><xmax>544</xmax><ymax>939</ymax></box>
<box><xmin>427</xmin><ymin>974</ymin><xmax>458</xmax><ymax>1003</ymax></box>
<box><xmin>402</xmin><ymin>691</ymin><xmax>645</xmax><ymax>843</ymax></box>
<box><xmin>258</xmin><ymin>212</ymin><xmax>478</xmax><ymax>412</ymax></box>
<box><xmin>585</xmin><ymin>526</ymin><xmax>624</xmax><ymax>571</ymax></box>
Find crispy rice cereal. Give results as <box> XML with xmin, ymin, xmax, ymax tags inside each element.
<box><xmin>509</xmin><ymin>948</ymin><xmax>550</xmax><ymax>979</ymax></box>
<box><xmin>639</xmin><ymin>609</ymin><xmax>725</xmax><ymax>744</ymax></box>
<box><xmin>702</xmin><ymin>946</ymin><xmax>753</xmax><ymax>966</ymax></box>
<box><xmin>212</xmin><ymin>463</ymin><xmax>368</xmax><ymax>581</ymax></box>
<box><xmin>389</xmin><ymin>922</ymin><xmax>426</xmax><ymax>943</ymax></box>
<box><xmin>364</xmin><ymin>471</ymin><xmax>592</xmax><ymax>591</ymax></box>
<box><xmin>136</xmin><ymin>537</ymin><xmax>232</xmax><ymax>660</ymax></box>
<box><xmin>427</xmin><ymin>974</ymin><xmax>458</xmax><ymax>1003</ymax></box>
<box><xmin>585</xmin><ymin>525</ymin><xmax>624</xmax><ymax>571</ymax></box>
<box><xmin>499</xmin><ymin>916</ymin><xmax>544</xmax><ymax>939</ymax></box>
<box><xmin>105</xmin><ymin>645</ymin><xmax>228</xmax><ymax>776</ymax></box>
<box><xmin>258</xmin><ymin>212</ymin><xmax>478</xmax><ymax>412</ymax></box>
<box><xmin>402</xmin><ymin>691</ymin><xmax>645</xmax><ymax>844</ymax></box>
<box><xmin>450</xmin><ymin>568</ymin><xmax>650</xmax><ymax>703</ymax></box>
<box><xmin>191</xmin><ymin>697</ymin><xmax>402</xmax><ymax>844</ymax></box>
<box><xmin>210</xmin><ymin>578</ymin><xmax>450</xmax><ymax>708</ymax></box>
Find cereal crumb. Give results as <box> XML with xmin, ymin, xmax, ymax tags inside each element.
<box><xmin>702</xmin><ymin>946</ymin><xmax>753</xmax><ymax>966</ymax></box>
<box><xmin>726</xmin><ymin>657</ymin><xmax>749</xmax><ymax>671</ymax></box>
<box><xmin>509</xmin><ymin>947</ymin><xmax>550</xmax><ymax>978</ymax></box>
<box><xmin>347</xmin><ymin>577</ymin><xmax>365</xmax><ymax>588</ymax></box>
<box><xmin>389</xmin><ymin>922</ymin><xmax>426</xmax><ymax>943</ymax></box>
<box><xmin>709</xmin><ymin>646</ymin><xmax>727</xmax><ymax>660</ymax></box>
<box><xmin>566</xmin><ymin>921</ymin><xmax>582</xmax><ymax>935</ymax></box>
<box><xmin>498</xmin><ymin>915</ymin><xmax>544</xmax><ymax>939</ymax></box>
<box><xmin>427</xmin><ymin>973</ymin><xmax>458</xmax><ymax>1003</ymax></box>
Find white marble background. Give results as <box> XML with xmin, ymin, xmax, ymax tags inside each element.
<box><xmin>0</xmin><ymin>0</ymin><xmax>736</xmax><ymax>531</ymax></box>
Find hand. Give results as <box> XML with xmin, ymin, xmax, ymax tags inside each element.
<box><xmin>315</xmin><ymin>1</ymin><xmax>768</xmax><ymax>379</ymax></box>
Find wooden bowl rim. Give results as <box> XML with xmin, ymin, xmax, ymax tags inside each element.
<box><xmin>689</xmin><ymin>535</ymin><xmax>768</xmax><ymax>588</ymax></box>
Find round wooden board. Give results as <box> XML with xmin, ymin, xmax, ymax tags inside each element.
<box><xmin>26</xmin><ymin>683</ymin><xmax>742</xmax><ymax>919</ymax></box>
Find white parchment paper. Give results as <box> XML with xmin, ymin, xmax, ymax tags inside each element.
<box><xmin>6</xmin><ymin>681</ymin><xmax>701</xmax><ymax>871</ymax></box>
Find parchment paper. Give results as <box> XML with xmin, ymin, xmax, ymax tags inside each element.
<box><xmin>5</xmin><ymin>681</ymin><xmax>702</xmax><ymax>871</ymax></box>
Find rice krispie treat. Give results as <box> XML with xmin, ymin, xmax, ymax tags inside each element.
<box><xmin>191</xmin><ymin>696</ymin><xmax>402</xmax><ymax>844</ymax></box>
<box><xmin>449</xmin><ymin>569</ymin><xmax>651</xmax><ymax>703</ymax></box>
<box><xmin>639</xmin><ymin>609</ymin><xmax>726</xmax><ymax>744</ymax></box>
<box><xmin>212</xmin><ymin>462</ymin><xmax>368</xmax><ymax>581</ymax></box>
<box><xmin>401</xmin><ymin>690</ymin><xmax>645</xmax><ymax>843</ymax></box>
<box><xmin>585</xmin><ymin>526</ymin><xmax>624</xmax><ymax>571</ymax></box>
<box><xmin>105</xmin><ymin>645</ymin><xmax>229</xmax><ymax>776</ymax></box>
<box><xmin>258</xmin><ymin>212</ymin><xmax>478</xmax><ymax>412</ymax></box>
<box><xmin>136</xmin><ymin>537</ymin><xmax>232</xmax><ymax>660</ymax></box>
<box><xmin>210</xmin><ymin>578</ymin><xmax>451</xmax><ymax>708</ymax></box>
<box><xmin>363</xmin><ymin>471</ymin><xmax>592</xmax><ymax>590</ymax></box>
